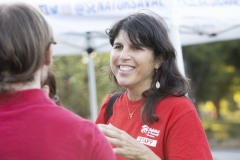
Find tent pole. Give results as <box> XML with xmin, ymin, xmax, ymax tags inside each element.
<box><xmin>168</xmin><ymin>7</ymin><xmax>186</xmax><ymax>76</ymax></box>
<box><xmin>87</xmin><ymin>52</ymin><xmax>98</xmax><ymax>121</ymax></box>
<box><xmin>170</xmin><ymin>25</ymin><xmax>185</xmax><ymax>76</ymax></box>
<box><xmin>86</xmin><ymin>32</ymin><xmax>98</xmax><ymax>121</ymax></box>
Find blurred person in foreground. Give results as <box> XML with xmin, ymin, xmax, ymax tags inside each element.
<box><xmin>0</xmin><ymin>3</ymin><xmax>115</xmax><ymax>160</ymax></box>
<box><xmin>96</xmin><ymin>11</ymin><xmax>213</xmax><ymax>160</ymax></box>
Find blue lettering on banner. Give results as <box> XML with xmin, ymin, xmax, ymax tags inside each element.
<box><xmin>98</xmin><ymin>1</ymin><xmax>111</xmax><ymax>12</ymax></box>
<box><xmin>86</xmin><ymin>4</ymin><xmax>97</xmax><ymax>14</ymax></box>
<box><xmin>37</xmin><ymin>0</ymin><xmax>165</xmax><ymax>16</ymax></box>
<box><xmin>38</xmin><ymin>4</ymin><xmax>58</xmax><ymax>15</ymax></box>
<box><xmin>37</xmin><ymin>0</ymin><xmax>239</xmax><ymax>16</ymax></box>
<box><xmin>49</xmin><ymin>5</ymin><xmax>58</xmax><ymax>15</ymax></box>
<box><xmin>75</xmin><ymin>5</ymin><xmax>84</xmax><ymax>16</ymax></box>
<box><xmin>129</xmin><ymin>0</ymin><xmax>163</xmax><ymax>9</ymax></box>
<box><xmin>38</xmin><ymin>5</ymin><xmax>49</xmax><ymax>15</ymax></box>
<box><xmin>137</xmin><ymin>1</ymin><xmax>144</xmax><ymax>8</ymax></box>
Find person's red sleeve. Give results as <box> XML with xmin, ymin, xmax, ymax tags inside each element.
<box><xmin>90</xmin><ymin>122</ymin><xmax>116</xmax><ymax>160</ymax></box>
<box><xmin>165</xmin><ymin>111</ymin><xmax>213</xmax><ymax>160</ymax></box>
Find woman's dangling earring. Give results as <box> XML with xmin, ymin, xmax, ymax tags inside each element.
<box><xmin>155</xmin><ymin>68</ymin><xmax>160</xmax><ymax>89</ymax></box>
<box><xmin>156</xmin><ymin>81</ymin><xmax>160</xmax><ymax>89</ymax></box>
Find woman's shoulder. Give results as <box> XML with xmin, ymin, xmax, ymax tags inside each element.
<box><xmin>161</xmin><ymin>96</ymin><xmax>193</xmax><ymax>106</ymax></box>
<box><xmin>155</xmin><ymin>96</ymin><xmax>196</xmax><ymax>115</ymax></box>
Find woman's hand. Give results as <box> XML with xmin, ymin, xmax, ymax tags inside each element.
<box><xmin>97</xmin><ymin>124</ymin><xmax>161</xmax><ymax>160</ymax></box>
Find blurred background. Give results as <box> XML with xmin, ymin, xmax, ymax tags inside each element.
<box><xmin>3</xmin><ymin>0</ymin><xmax>240</xmax><ymax>159</ymax></box>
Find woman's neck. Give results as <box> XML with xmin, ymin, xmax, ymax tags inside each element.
<box><xmin>126</xmin><ymin>89</ymin><xmax>143</xmax><ymax>101</ymax></box>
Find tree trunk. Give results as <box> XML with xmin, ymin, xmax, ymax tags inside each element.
<box><xmin>213</xmin><ymin>99</ymin><xmax>221</xmax><ymax>120</ymax></box>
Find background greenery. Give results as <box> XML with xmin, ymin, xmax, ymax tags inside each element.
<box><xmin>52</xmin><ymin>39</ymin><xmax>240</xmax><ymax>149</ymax></box>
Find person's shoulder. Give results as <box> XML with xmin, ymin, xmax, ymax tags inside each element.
<box><xmin>38</xmin><ymin>105</ymin><xmax>92</xmax><ymax>128</ymax></box>
<box><xmin>49</xmin><ymin>106</ymin><xmax>88</xmax><ymax>121</ymax></box>
<box><xmin>49</xmin><ymin>107</ymin><xmax>104</xmax><ymax>136</ymax></box>
<box><xmin>162</xmin><ymin>96</ymin><xmax>193</xmax><ymax>106</ymax></box>
<box><xmin>157</xmin><ymin>96</ymin><xmax>196</xmax><ymax>113</ymax></box>
<box><xmin>155</xmin><ymin>96</ymin><xmax>199</xmax><ymax>124</ymax></box>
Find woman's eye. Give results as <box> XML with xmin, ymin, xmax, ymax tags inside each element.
<box><xmin>113</xmin><ymin>45</ymin><xmax>122</xmax><ymax>50</ymax></box>
<box><xmin>133</xmin><ymin>46</ymin><xmax>143</xmax><ymax>50</ymax></box>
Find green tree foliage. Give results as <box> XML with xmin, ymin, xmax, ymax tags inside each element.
<box><xmin>183</xmin><ymin>40</ymin><xmax>240</xmax><ymax>119</ymax></box>
<box><xmin>52</xmin><ymin>53</ymin><xmax>115</xmax><ymax>119</ymax></box>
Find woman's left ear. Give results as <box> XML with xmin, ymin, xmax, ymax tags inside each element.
<box><xmin>45</xmin><ymin>45</ymin><xmax>53</xmax><ymax>65</ymax></box>
<box><xmin>154</xmin><ymin>56</ymin><xmax>163</xmax><ymax>69</ymax></box>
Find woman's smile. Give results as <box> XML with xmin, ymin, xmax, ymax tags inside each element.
<box><xmin>119</xmin><ymin>65</ymin><xmax>135</xmax><ymax>72</ymax></box>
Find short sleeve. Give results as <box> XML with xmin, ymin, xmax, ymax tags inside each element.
<box><xmin>90</xmin><ymin>122</ymin><xmax>116</xmax><ymax>160</ymax></box>
<box><xmin>165</xmin><ymin>111</ymin><xmax>212</xmax><ymax>160</ymax></box>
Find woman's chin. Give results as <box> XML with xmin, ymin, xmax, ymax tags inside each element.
<box><xmin>118</xmin><ymin>82</ymin><xmax>130</xmax><ymax>88</ymax></box>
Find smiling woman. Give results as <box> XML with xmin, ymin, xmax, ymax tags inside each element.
<box><xmin>96</xmin><ymin>11</ymin><xmax>213</xmax><ymax>160</ymax></box>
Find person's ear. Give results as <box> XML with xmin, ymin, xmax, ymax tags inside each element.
<box><xmin>154</xmin><ymin>55</ymin><xmax>163</xmax><ymax>69</ymax></box>
<box><xmin>45</xmin><ymin>44</ymin><xmax>53</xmax><ymax>65</ymax></box>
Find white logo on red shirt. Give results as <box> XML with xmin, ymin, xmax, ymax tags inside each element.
<box><xmin>141</xmin><ymin>125</ymin><xmax>160</xmax><ymax>138</ymax></box>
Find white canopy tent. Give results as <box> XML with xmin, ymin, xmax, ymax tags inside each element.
<box><xmin>3</xmin><ymin>0</ymin><xmax>240</xmax><ymax>120</ymax></box>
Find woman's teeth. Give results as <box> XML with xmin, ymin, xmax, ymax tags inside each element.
<box><xmin>119</xmin><ymin>66</ymin><xmax>134</xmax><ymax>71</ymax></box>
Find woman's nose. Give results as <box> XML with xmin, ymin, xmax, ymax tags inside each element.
<box><xmin>119</xmin><ymin>48</ymin><xmax>131</xmax><ymax>60</ymax></box>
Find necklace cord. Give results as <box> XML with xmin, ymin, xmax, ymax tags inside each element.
<box><xmin>126</xmin><ymin>98</ymin><xmax>142</xmax><ymax>119</ymax></box>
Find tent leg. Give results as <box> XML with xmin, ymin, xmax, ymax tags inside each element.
<box><xmin>87</xmin><ymin>53</ymin><xmax>98</xmax><ymax>121</ymax></box>
<box><xmin>169</xmin><ymin>21</ymin><xmax>186</xmax><ymax>76</ymax></box>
